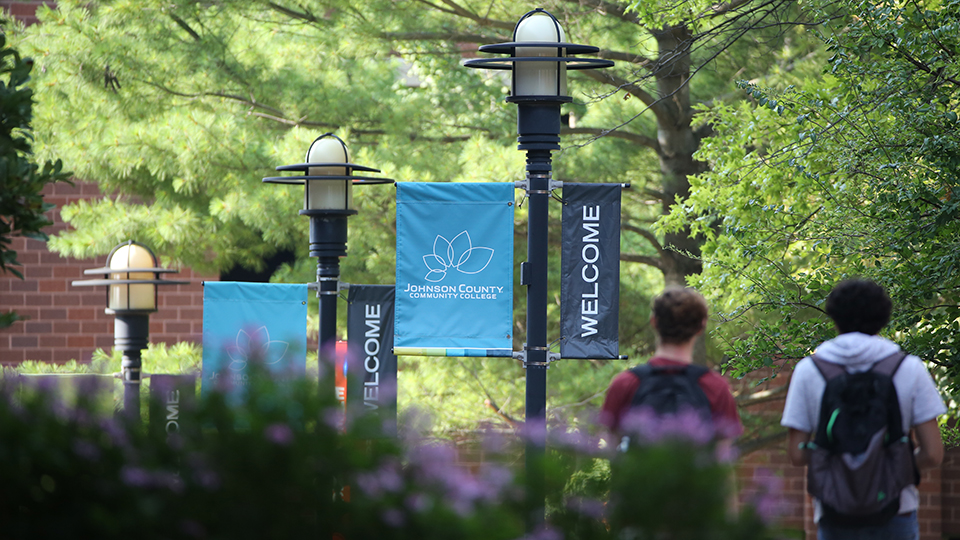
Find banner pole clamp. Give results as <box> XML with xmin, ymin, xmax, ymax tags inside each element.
<box><xmin>519</xmin><ymin>346</ymin><xmax>554</xmax><ymax>369</ymax></box>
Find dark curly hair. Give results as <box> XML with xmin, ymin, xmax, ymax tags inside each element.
<box><xmin>825</xmin><ymin>279</ymin><xmax>892</xmax><ymax>335</ymax></box>
<box><xmin>652</xmin><ymin>287</ymin><xmax>708</xmax><ymax>344</ymax></box>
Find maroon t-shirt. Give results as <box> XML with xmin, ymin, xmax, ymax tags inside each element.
<box><xmin>600</xmin><ymin>357</ymin><xmax>743</xmax><ymax>438</ymax></box>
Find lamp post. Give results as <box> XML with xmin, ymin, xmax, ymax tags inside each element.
<box><xmin>464</xmin><ymin>8</ymin><xmax>613</xmax><ymax>529</ymax></box>
<box><xmin>73</xmin><ymin>240</ymin><xmax>187</xmax><ymax>420</ymax></box>
<box><xmin>262</xmin><ymin>133</ymin><xmax>391</xmax><ymax>394</ymax></box>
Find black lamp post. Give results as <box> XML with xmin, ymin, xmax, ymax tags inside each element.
<box><xmin>464</xmin><ymin>8</ymin><xmax>613</xmax><ymax>529</ymax></box>
<box><xmin>262</xmin><ymin>133</ymin><xmax>391</xmax><ymax>394</ymax></box>
<box><xmin>73</xmin><ymin>240</ymin><xmax>187</xmax><ymax>420</ymax></box>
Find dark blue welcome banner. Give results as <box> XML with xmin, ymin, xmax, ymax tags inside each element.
<box><xmin>347</xmin><ymin>284</ymin><xmax>398</xmax><ymax>437</ymax></box>
<box><xmin>394</xmin><ymin>182</ymin><xmax>514</xmax><ymax>357</ymax></box>
<box><xmin>560</xmin><ymin>183</ymin><xmax>621</xmax><ymax>359</ymax></box>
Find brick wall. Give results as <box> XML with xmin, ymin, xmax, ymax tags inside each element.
<box><xmin>0</xmin><ymin>180</ymin><xmax>213</xmax><ymax>365</ymax></box>
<box><xmin>0</xmin><ymin>0</ymin><xmax>54</xmax><ymax>26</ymax></box>
<box><xmin>945</xmin><ymin>447</ymin><xmax>960</xmax><ymax>538</ymax></box>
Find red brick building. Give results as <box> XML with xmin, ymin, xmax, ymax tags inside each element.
<box><xmin>2</xmin><ymin>1</ymin><xmax>957</xmax><ymax>538</ymax></box>
<box><xmin>0</xmin><ymin>180</ymin><xmax>211</xmax><ymax>364</ymax></box>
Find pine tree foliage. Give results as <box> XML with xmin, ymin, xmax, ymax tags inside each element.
<box><xmin>13</xmin><ymin>0</ymin><xmax>825</xmax><ymax>432</ymax></box>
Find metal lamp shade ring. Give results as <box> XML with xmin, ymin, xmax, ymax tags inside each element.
<box><xmin>262</xmin><ymin>134</ymin><xmax>394</xmax><ymax>211</ymax></box>
<box><xmin>72</xmin><ymin>240</ymin><xmax>188</xmax><ymax>314</ymax></box>
<box><xmin>462</xmin><ymin>9</ymin><xmax>614</xmax><ymax>100</ymax></box>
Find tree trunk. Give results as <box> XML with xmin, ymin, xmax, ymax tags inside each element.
<box><xmin>653</xmin><ymin>24</ymin><xmax>706</xmax><ymax>288</ymax></box>
<box><xmin>653</xmin><ymin>24</ymin><xmax>710</xmax><ymax>363</ymax></box>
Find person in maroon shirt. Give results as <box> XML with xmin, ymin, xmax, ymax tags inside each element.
<box><xmin>600</xmin><ymin>287</ymin><xmax>743</xmax><ymax>442</ymax></box>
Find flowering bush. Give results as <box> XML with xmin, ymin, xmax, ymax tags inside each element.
<box><xmin>0</xmin><ymin>366</ymin><xmax>783</xmax><ymax>540</ymax></box>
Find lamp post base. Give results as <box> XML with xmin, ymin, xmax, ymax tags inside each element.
<box><xmin>114</xmin><ymin>313</ymin><xmax>150</xmax><ymax>420</ymax></box>
<box><xmin>307</xmin><ymin>213</ymin><xmax>349</xmax><ymax>394</ymax></box>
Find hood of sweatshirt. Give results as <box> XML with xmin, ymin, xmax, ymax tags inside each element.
<box><xmin>813</xmin><ymin>332</ymin><xmax>902</xmax><ymax>372</ymax></box>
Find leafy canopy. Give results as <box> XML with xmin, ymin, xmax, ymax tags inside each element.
<box><xmin>664</xmin><ymin>0</ymin><xmax>960</xmax><ymax>420</ymax></box>
<box><xmin>0</xmin><ymin>29</ymin><xmax>71</xmax><ymax>328</ymax></box>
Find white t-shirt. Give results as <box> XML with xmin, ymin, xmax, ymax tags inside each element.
<box><xmin>780</xmin><ymin>332</ymin><xmax>947</xmax><ymax>520</ymax></box>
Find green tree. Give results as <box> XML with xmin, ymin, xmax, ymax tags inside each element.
<box><xmin>14</xmin><ymin>0</ymin><xmax>823</xmax><ymax>432</ymax></box>
<box><xmin>665</xmin><ymin>0</ymin><xmax>959</xmax><ymax>427</ymax></box>
<box><xmin>0</xmin><ymin>28</ymin><xmax>71</xmax><ymax>328</ymax></box>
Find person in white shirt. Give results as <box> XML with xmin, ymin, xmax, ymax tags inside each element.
<box><xmin>781</xmin><ymin>279</ymin><xmax>946</xmax><ymax>540</ymax></box>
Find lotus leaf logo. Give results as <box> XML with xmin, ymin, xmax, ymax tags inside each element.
<box><xmin>423</xmin><ymin>231</ymin><xmax>494</xmax><ymax>282</ymax></box>
<box><xmin>227</xmin><ymin>326</ymin><xmax>289</xmax><ymax>371</ymax></box>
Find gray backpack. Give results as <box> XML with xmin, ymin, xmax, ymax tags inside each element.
<box><xmin>806</xmin><ymin>351</ymin><xmax>919</xmax><ymax>526</ymax></box>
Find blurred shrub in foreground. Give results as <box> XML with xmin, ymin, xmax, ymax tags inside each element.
<box><xmin>0</xmin><ymin>365</ymin><xmax>782</xmax><ymax>540</ymax></box>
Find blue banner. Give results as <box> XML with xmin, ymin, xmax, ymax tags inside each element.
<box><xmin>394</xmin><ymin>182</ymin><xmax>515</xmax><ymax>357</ymax></box>
<box><xmin>201</xmin><ymin>282</ymin><xmax>308</xmax><ymax>395</ymax></box>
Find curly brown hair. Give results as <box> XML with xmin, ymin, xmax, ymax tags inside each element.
<box><xmin>652</xmin><ymin>287</ymin><xmax>708</xmax><ymax>344</ymax></box>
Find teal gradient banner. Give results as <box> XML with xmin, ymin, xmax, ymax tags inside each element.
<box><xmin>394</xmin><ymin>182</ymin><xmax>515</xmax><ymax>357</ymax></box>
<box><xmin>201</xmin><ymin>282</ymin><xmax>308</xmax><ymax>396</ymax></box>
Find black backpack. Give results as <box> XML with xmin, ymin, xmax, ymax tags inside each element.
<box><xmin>629</xmin><ymin>363</ymin><xmax>712</xmax><ymax>420</ymax></box>
<box><xmin>806</xmin><ymin>351</ymin><xmax>920</xmax><ymax>527</ymax></box>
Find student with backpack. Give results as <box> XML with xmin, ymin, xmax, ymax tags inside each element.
<box><xmin>782</xmin><ymin>279</ymin><xmax>946</xmax><ymax>540</ymax></box>
<box><xmin>600</xmin><ymin>287</ymin><xmax>743</xmax><ymax>443</ymax></box>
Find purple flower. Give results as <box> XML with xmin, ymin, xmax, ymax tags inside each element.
<box><xmin>519</xmin><ymin>418</ymin><xmax>547</xmax><ymax>448</ymax></box>
<box><xmin>480</xmin><ymin>429</ymin><xmax>509</xmax><ymax>454</ymax></box>
<box><xmin>381</xmin><ymin>508</ymin><xmax>405</xmax><ymax>527</ymax></box>
<box><xmin>566</xmin><ymin>496</ymin><xmax>606</xmax><ymax>520</ymax></box>
<box><xmin>356</xmin><ymin>459</ymin><xmax>403</xmax><ymax>498</ymax></box>
<box><xmin>195</xmin><ymin>470</ymin><xmax>221</xmax><ymax>491</ymax></box>
<box><xmin>264</xmin><ymin>423</ymin><xmax>294</xmax><ymax>445</ymax></box>
<box><xmin>514</xmin><ymin>525</ymin><xmax>563</xmax><ymax>540</ymax></box>
<box><xmin>405</xmin><ymin>492</ymin><xmax>433</xmax><ymax>513</ymax></box>
<box><xmin>187</xmin><ymin>453</ymin><xmax>221</xmax><ymax>491</ymax></box>
<box><xmin>120</xmin><ymin>466</ymin><xmax>152</xmax><ymax>488</ymax></box>
<box><xmin>620</xmin><ymin>406</ymin><xmax>715</xmax><ymax>446</ymax></box>
<box><xmin>99</xmin><ymin>418</ymin><xmax>130</xmax><ymax>448</ymax></box>
<box><xmin>478</xmin><ymin>464</ymin><xmax>515</xmax><ymax>498</ymax></box>
<box><xmin>356</xmin><ymin>472</ymin><xmax>384</xmax><ymax>498</ymax></box>
<box><xmin>746</xmin><ymin>468</ymin><xmax>785</xmax><ymax>524</ymax></box>
<box><xmin>72</xmin><ymin>440</ymin><xmax>101</xmax><ymax>462</ymax></box>
<box><xmin>715</xmin><ymin>441</ymin><xmax>740</xmax><ymax>463</ymax></box>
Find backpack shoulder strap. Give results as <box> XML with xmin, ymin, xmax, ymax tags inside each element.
<box><xmin>868</xmin><ymin>350</ymin><xmax>909</xmax><ymax>377</ymax></box>
<box><xmin>809</xmin><ymin>354</ymin><xmax>846</xmax><ymax>381</ymax></box>
<box><xmin>810</xmin><ymin>350</ymin><xmax>908</xmax><ymax>380</ymax></box>
<box><xmin>629</xmin><ymin>364</ymin><xmax>654</xmax><ymax>380</ymax></box>
<box><xmin>683</xmin><ymin>364</ymin><xmax>709</xmax><ymax>383</ymax></box>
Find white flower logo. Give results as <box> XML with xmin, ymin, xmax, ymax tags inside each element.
<box><xmin>423</xmin><ymin>231</ymin><xmax>494</xmax><ymax>282</ymax></box>
<box><xmin>227</xmin><ymin>326</ymin><xmax>289</xmax><ymax>371</ymax></box>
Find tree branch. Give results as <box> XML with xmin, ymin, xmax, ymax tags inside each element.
<box><xmin>168</xmin><ymin>14</ymin><xmax>201</xmax><ymax>42</ymax></box>
<box><xmin>622</xmin><ymin>223</ymin><xmax>665</xmax><ymax>255</ymax></box>
<box><xmin>381</xmin><ymin>31</ymin><xmax>503</xmax><ymax>45</ymax></box>
<box><xmin>265</xmin><ymin>1</ymin><xmax>321</xmax><ymax>24</ymax></box>
<box><xmin>413</xmin><ymin>0</ymin><xmax>515</xmax><ymax>31</ymax></box>
<box><xmin>596</xmin><ymin>48</ymin><xmax>656</xmax><ymax>68</ymax></box>
<box><xmin>559</xmin><ymin>0</ymin><xmax>642</xmax><ymax>26</ymax></box>
<box><xmin>582</xmin><ymin>69</ymin><xmax>660</xmax><ymax>113</ymax></box>
<box><xmin>707</xmin><ymin>0</ymin><xmax>758</xmax><ymax>18</ymax></box>
<box><xmin>621</xmin><ymin>252</ymin><xmax>664</xmax><ymax>269</ymax></box>
<box><xmin>484</xmin><ymin>398</ymin><xmax>520</xmax><ymax>428</ymax></box>
<box><xmin>736</xmin><ymin>429</ymin><xmax>788</xmax><ymax>455</ymax></box>
<box><xmin>561</xmin><ymin>126</ymin><xmax>660</xmax><ymax>150</ymax></box>
<box><xmin>735</xmin><ymin>384</ymin><xmax>787</xmax><ymax>406</ymax></box>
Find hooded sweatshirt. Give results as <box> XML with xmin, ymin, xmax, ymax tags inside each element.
<box><xmin>781</xmin><ymin>332</ymin><xmax>947</xmax><ymax>520</ymax></box>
